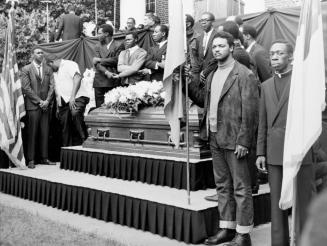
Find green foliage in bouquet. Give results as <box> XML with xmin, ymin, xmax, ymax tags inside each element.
<box><xmin>104</xmin><ymin>81</ymin><xmax>165</xmax><ymax>113</ymax></box>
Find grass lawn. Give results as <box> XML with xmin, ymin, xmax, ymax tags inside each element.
<box><xmin>0</xmin><ymin>203</ymin><xmax>127</xmax><ymax>246</ymax></box>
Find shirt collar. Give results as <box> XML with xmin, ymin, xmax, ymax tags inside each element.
<box><xmin>128</xmin><ymin>45</ymin><xmax>139</xmax><ymax>55</ymax></box>
<box><xmin>246</xmin><ymin>40</ymin><xmax>256</xmax><ymax>53</ymax></box>
<box><xmin>33</xmin><ymin>61</ymin><xmax>42</xmax><ymax>68</ymax></box>
<box><xmin>204</xmin><ymin>28</ymin><xmax>214</xmax><ymax>37</ymax></box>
<box><xmin>275</xmin><ymin>69</ymin><xmax>292</xmax><ymax>78</ymax></box>
<box><xmin>158</xmin><ymin>40</ymin><xmax>167</xmax><ymax>49</ymax></box>
<box><xmin>107</xmin><ymin>39</ymin><xmax>114</xmax><ymax>50</ymax></box>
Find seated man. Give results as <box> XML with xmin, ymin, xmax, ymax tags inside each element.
<box><xmin>47</xmin><ymin>56</ymin><xmax>90</xmax><ymax>147</ymax></box>
<box><xmin>113</xmin><ymin>32</ymin><xmax>147</xmax><ymax>84</ymax></box>
<box><xmin>139</xmin><ymin>24</ymin><xmax>168</xmax><ymax>81</ymax></box>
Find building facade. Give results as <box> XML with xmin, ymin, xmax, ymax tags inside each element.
<box><xmin>117</xmin><ymin>0</ymin><xmax>245</xmax><ymax>30</ymax></box>
<box><xmin>264</xmin><ymin>0</ymin><xmax>301</xmax><ymax>9</ymax></box>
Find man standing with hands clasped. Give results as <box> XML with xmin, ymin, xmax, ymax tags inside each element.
<box><xmin>188</xmin><ymin>31</ymin><xmax>259</xmax><ymax>246</ymax></box>
<box><xmin>21</xmin><ymin>46</ymin><xmax>55</xmax><ymax>168</ymax></box>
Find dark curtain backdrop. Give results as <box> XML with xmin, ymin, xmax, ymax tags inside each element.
<box><xmin>38</xmin><ymin>29</ymin><xmax>155</xmax><ymax>74</ymax></box>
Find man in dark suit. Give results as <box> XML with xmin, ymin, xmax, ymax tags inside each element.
<box><xmin>55</xmin><ymin>4</ymin><xmax>82</xmax><ymax>41</ymax></box>
<box><xmin>241</xmin><ymin>25</ymin><xmax>272</xmax><ymax>83</ymax></box>
<box><xmin>191</xmin><ymin>12</ymin><xmax>217</xmax><ymax>81</ymax></box>
<box><xmin>21</xmin><ymin>47</ymin><xmax>54</xmax><ymax>168</ymax></box>
<box><xmin>139</xmin><ymin>24</ymin><xmax>168</xmax><ymax>81</ymax></box>
<box><xmin>93</xmin><ymin>24</ymin><xmax>123</xmax><ymax>108</ymax></box>
<box><xmin>256</xmin><ymin>40</ymin><xmax>316</xmax><ymax>246</ymax></box>
<box><xmin>188</xmin><ymin>31</ymin><xmax>259</xmax><ymax>246</ymax></box>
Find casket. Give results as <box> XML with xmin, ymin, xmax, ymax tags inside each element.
<box><xmin>83</xmin><ymin>106</ymin><xmax>211</xmax><ymax>159</ymax></box>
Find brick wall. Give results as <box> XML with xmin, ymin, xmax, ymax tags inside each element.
<box><xmin>115</xmin><ymin>0</ymin><xmax>121</xmax><ymax>30</ymax></box>
<box><xmin>156</xmin><ymin>0</ymin><xmax>168</xmax><ymax>24</ymax></box>
<box><xmin>265</xmin><ymin>0</ymin><xmax>301</xmax><ymax>9</ymax></box>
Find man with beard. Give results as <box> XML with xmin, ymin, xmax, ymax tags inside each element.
<box><xmin>93</xmin><ymin>24</ymin><xmax>123</xmax><ymax>108</ymax></box>
<box><xmin>139</xmin><ymin>24</ymin><xmax>168</xmax><ymax>81</ymax></box>
<box><xmin>188</xmin><ymin>31</ymin><xmax>258</xmax><ymax>246</ymax></box>
<box><xmin>21</xmin><ymin>46</ymin><xmax>55</xmax><ymax>168</ymax></box>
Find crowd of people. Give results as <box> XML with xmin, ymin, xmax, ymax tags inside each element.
<box><xmin>15</xmin><ymin>5</ymin><xmax>327</xmax><ymax>246</ymax></box>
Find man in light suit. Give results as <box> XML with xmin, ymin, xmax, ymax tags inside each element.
<box><xmin>188</xmin><ymin>31</ymin><xmax>259</xmax><ymax>246</ymax></box>
<box><xmin>55</xmin><ymin>4</ymin><xmax>82</xmax><ymax>41</ymax></box>
<box><xmin>21</xmin><ymin>46</ymin><xmax>54</xmax><ymax>168</ymax></box>
<box><xmin>139</xmin><ymin>24</ymin><xmax>168</xmax><ymax>81</ymax></box>
<box><xmin>256</xmin><ymin>40</ymin><xmax>316</xmax><ymax>246</ymax></box>
<box><xmin>191</xmin><ymin>12</ymin><xmax>217</xmax><ymax>81</ymax></box>
<box><xmin>93</xmin><ymin>24</ymin><xmax>123</xmax><ymax>107</ymax></box>
<box><xmin>113</xmin><ymin>32</ymin><xmax>147</xmax><ymax>84</ymax></box>
<box><xmin>241</xmin><ymin>24</ymin><xmax>272</xmax><ymax>83</ymax></box>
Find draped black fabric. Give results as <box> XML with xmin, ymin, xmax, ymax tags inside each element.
<box><xmin>60</xmin><ymin>148</ymin><xmax>215</xmax><ymax>191</ymax></box>
<box><xmin>0</xmin><ymin>170</ymin><xmax>271</xmax><ymax>244</ymax></box>
<box><xmin>38</xmin><ymin>29</ymin><xmax>155</xmax><ymax>74</ymax></box>
<box><xmin>194</xmin><ymin>2</ymin><xmax>327</xmax><ymax>81</ymax></box>
<box><xmin>0</xmin><ymin>171</ymin><xmax>217</xmax><ymax>244</ymax></box>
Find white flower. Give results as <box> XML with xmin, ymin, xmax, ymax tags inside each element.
<box><xmin>119</xmin><ymin>95</ymin><xmax>128</xmax><ymax>103</ymax></box>
<box><xmin>83</xmin><ymin>22</ymin><xmax>96</xmax><ymax>37</ymax></box>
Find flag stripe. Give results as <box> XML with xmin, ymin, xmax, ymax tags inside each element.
<box><xmin>0</xmin><ymin>7</ymin><xmax>26</xmax><ymax>168</ymax></box>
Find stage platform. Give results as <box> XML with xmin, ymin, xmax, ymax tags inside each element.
<box><xmin>0</xmin><ymin>164</ymin><xmax>271</xmax><ymax>244</ymax></box>
<box><xmin>60</xmin><ymin>146</ymin><xmax>215</xmax><ymax>191</ymax></box>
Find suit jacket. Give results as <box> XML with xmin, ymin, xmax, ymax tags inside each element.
<box><xmin>21</xmin><ymin>62</ymin><xmax>54</xmax><ymax>111</ymax></box>
<box><xmin>93</xmin><ymin>40</ymin><xmax>124</xmax><ymax>88</ymax></box>
<box><xmin>257</xmin><ymin>72</ymin><xmax>314</xmax><ymax>165</ymax></box>
<box><xmin>189</xmin><ymin>61</ymin><xmax>259</xmax><ymax>150</ymax></box>
<box><xmin>249</xmin><ymin>43</ymin><xmax>272</xmax><ymax>82</ymax></box>
<box><xmin>191</xmin><ymin>29</ymin><xmax>218</xmax><ymax>75</ymax></box>
<box><xmin>117</xmin><ymin>46</ymin><xmax>147</xmax><ymax>84</ymax></box>
<box><xmin>143</xmin><ymin>42</ymin><xmax>167</xmax><ymax>81</ymax></box>
<box><xmin>55</xmin><ymin>13</ymin><xmax>82</xmax><ymax>41</ymax></box>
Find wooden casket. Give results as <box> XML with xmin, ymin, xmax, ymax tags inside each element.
<box><xmin>83</xmin><ymin>106</ymin><xmax>211</xmax><ymax>159</ymax></box>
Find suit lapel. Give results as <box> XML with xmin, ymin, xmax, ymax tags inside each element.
<box><xmin>219</xmin><ymin>63</ymin><xmax>237</xmax><ymax>101</ymax></box>
<box><xmin>249</xmin><ymin>43</ymin><xmax>256</xmax><ymax>57</ymax></box>
<box><xmin>199</xmin><ymin>33</ymin><xmax>205</xmax><ymax>58</ymax></box>
<box><xmin>204</xmin><ymin>29</ymin><xmax>216</xmax><ymax>57</ymax></box>
<box><xmin>271</xmin><ymin>77</ymin><xmax>291</xmax><ymax>126</ymax></box>
<box><xmin>101</xmin><ymin>43</ymin><xmax>111</xmax><ymax>58</ymax></box>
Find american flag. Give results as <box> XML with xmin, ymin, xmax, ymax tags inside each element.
<box><xmin>0</xmin><ymin>5</ymin><xmax>26</xmax><ymax>168</ymax></box>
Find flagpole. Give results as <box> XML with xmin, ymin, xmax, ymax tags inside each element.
<box><xmin>183</xmin><ymin>64</ymin><xmax>191</xmax><ymax>205</ymax></box>
<box><xmin>290</xmin><ymin>176</ymin><xmax>297</xmax><ymax>246</ymax></box>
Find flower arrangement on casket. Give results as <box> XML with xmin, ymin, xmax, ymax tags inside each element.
<box><xmin>104</xmin><ymin>81</ymin><xmax>165</xmax><ymax>113</ymax></box>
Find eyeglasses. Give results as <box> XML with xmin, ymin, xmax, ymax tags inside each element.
<box><xmin>269</xmin><ymin>51</ymin><xmax>287</xmax><ymax>56</ymax></box>
<box><xmin>200</xmin><ymin>18</ymin><xmax>213</xmax><ymax>23</ymax></box>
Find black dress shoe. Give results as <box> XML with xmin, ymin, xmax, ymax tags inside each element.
<box><xmin>204</xmin><ymin>229</ymin><xmax>236</xmax><ymax>245</ymax></box>
<box><xmin>204</xmin><ymin>193</ymin><xmax>218</xmax><ymax>202</ymax></box>
<box><xmin>223</xmin><ymin>233</ymin><xmax>251</xmax><ymax>246</ymax></box>
<box><xmin>40</xmin><ymin>159</ymin><xmax>56</xmax><ymax>165</ymax></box>
<box><xmin>27</xmin><ymin>160</ymin><xmax>35</xmax><ymax>169</ymax></box>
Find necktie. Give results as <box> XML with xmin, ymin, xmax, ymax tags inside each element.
<box><xmin>126</xmin><ymin>49</ymin><xmax>131</xmax><ymax>63</ymax></box>
<box><xmin>37</xmin><ymin>66</ymin><xmax>41</xmax><ymax>78</ymax></box>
